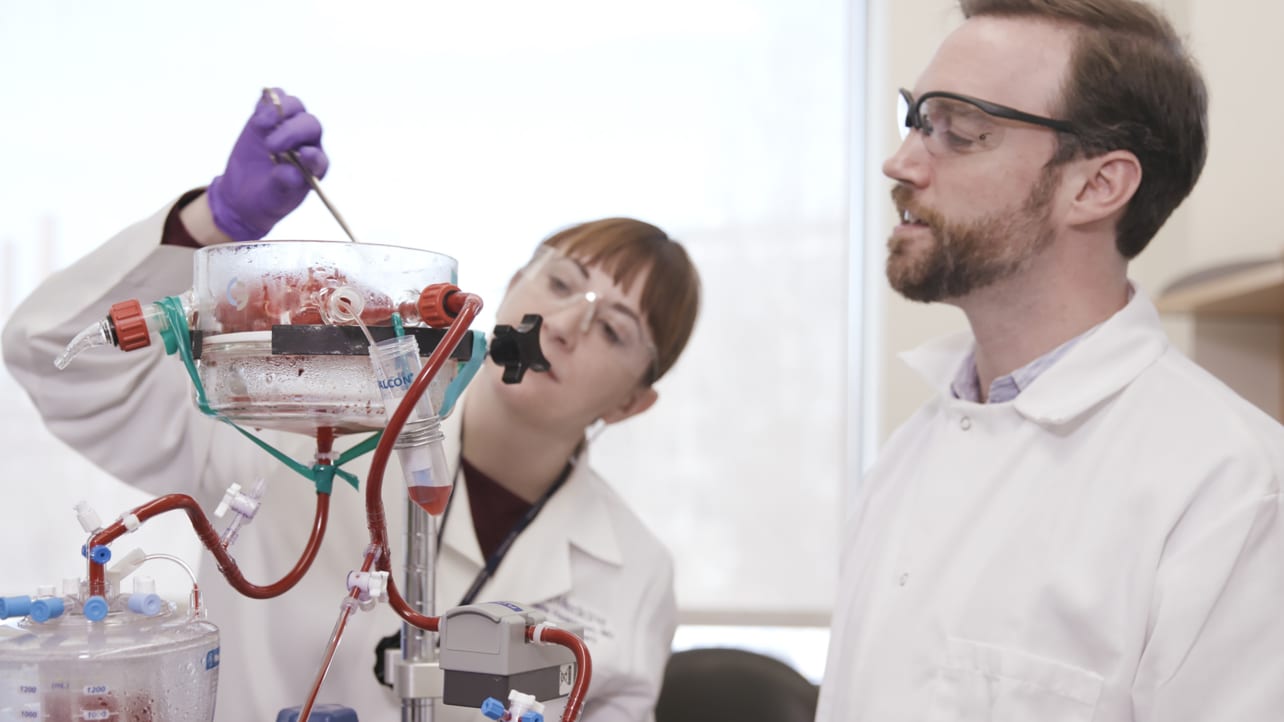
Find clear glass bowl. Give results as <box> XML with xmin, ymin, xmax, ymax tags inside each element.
<box><xmin>191</xmin><ymin>241</ymin><xmax>461</xmax><ymax>435</ymax></box>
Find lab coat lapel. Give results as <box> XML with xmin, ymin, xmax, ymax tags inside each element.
<box><xmin>432</xmin><ymin>410</ymin><xmax>624</xmax><ymax>606</ymax></box>
<box><xmin>899</xmin><ymin>283</ymin><xmax>1170</xmax><ymax>426</ymax></box>
<box><xmin>438</xmin><ymin>411</ymin><xmax>485</xmax><ymax>568</ymax></box>
<box><xmin>1012</xmin><ymin>286</ymin><xmax>1168</xmax><ymax>425</ymax></box>
<box><xmin>483</xmin><ymin>459</ymin><xmax>624</xmax><ymax>607</ymax></box>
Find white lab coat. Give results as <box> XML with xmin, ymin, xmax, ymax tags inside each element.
<box><xmin>816</xmin><ymin>287</ymin><xmax>1284</xmax><ymax>721</ymax></box>
<box><xmin>2</xmin><ymin>197</ymin><xmax>677</xmax><ymax>722</ymax></box>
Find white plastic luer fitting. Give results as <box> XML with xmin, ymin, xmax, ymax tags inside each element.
<box><xmin>74</xmin><ymin>501</ymin><xmax>102</xmax><ymax>532</ymax></box>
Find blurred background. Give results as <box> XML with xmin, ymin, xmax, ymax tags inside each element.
<box><xmin>2</xmin><ymin>0</ymin><xmax>1280</xmax><ymax>686</ymax></box>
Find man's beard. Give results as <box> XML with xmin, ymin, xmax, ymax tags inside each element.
<box><xmin>886</xmin><ymin>167</ymin><xmax>1060</xmax><ymax>303</ymax></box>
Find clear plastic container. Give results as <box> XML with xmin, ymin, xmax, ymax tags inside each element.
<box><xmin>0</xmin><ymin>601</ymin><xmax>220</xmax><ymax>722</ymax></box>
<box><xmin>191</xmin><ymin>241</ymin><xmax>460</xmax><ymax>435</ymax></box>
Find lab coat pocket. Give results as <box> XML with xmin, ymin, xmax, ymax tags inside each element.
<box><xmin>927</xmin><ymin>636</ymin><xmax>1103</xmax><ymax>722</ymax></box>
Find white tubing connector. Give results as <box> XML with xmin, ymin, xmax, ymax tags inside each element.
<box><xmin>74</xmin><ymin>501</ymin><xmax>103</xmax><ymax>533</ymax></box>
<box><xmin>346</xmin><ymin>570</ymin><xmax>389</xmax><ymax>609</ymax></box>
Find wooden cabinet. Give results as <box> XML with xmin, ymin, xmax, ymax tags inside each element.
<box><xmin>1156</xmin><ymin>254</ymin><xmax>1284</xmax><ymax>421</ymax></box>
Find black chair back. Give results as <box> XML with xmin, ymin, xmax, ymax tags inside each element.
<box><xmin>655</xmin><ymin>647</ymin><xmax>819</xmax><ymax>722</ymax></box>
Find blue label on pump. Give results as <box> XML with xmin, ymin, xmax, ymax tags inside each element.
<box><xmin>205</xmin><ymin>647</ymin><xmax>221</xmax><ymax>670</ymax></box>
<box><xmin>493</xmin><ymin>601</ymin><xmax>524</xmax><ymax>612</ymax></box>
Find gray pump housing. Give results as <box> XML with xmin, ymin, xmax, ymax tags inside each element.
<box><xmin>438</xmin><ymin>601</ymin><xmax>582</xmax><ymax>708</ymax></box>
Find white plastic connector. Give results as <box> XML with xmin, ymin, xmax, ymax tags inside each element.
<box><xmin>214</xmin><ymin>483</ymin><xmax>243</xmax><ymax>518</ymax></box>
<box><xmin>508</xmin><ymin>690</ymin><xmax>544</xmax><ymax>721</ymax></box>
<box><xmin>346</xmin><ymin>571</ymin><xmax>389</xmax><ymax>606</ymax></box>
<box><xmin>35</xmin><ymin>585</ymin><xmax>57</xmax><ymax>598</ymax></box>
<box><xmin>132</xmin><ymin>575</ymin><xmax>157</xmax><ymax>595</ymax></box>
<box><xmin>106</xmin><ymin>548</ymin><xmax>148</xmax><ymax>590</ymax></box>
<box><xmin>74</xmin><ymin>501</ymin><xmax>103</xmax><ymax>533</ymax></box>
<box><xmin>217</xmin><ymin>479</ymin><xmax>268</xmax><ymax>549</ymax></box>
<box><xmin>530</xmin><ymin>622</ymin><xmax>559</xmax><ymax>644</ymax></box>
<box><xmin>121</xmin><ymin>513</ymin><xmax>141</xmax><ymax>532</ymax></box>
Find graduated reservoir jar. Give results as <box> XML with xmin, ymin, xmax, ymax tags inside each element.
<box><xmin>0</xmin><ymin>602</ymin><xmax>220</xmax><ymax>722</ymax></box>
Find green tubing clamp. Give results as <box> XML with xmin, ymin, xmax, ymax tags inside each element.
<box><xmin>440</xmin><ymin>332</ymin><xmax>486</xmax><ymax>418</ymax></box>
<box><xmin>153</xmin><ymin>296</ymin><xmax>375</xmax><ymax>493</ymax></box>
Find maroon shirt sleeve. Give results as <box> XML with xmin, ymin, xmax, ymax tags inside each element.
<box><xmin>159</xmin><ymin>189</ymin><xmax>209</xmax><ymax>249</ymax></box>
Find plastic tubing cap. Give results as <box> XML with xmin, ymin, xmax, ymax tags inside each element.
<box><xmin>520</xmin><ymin>713</ymin><xmax>545</xmax><ymax>722</ymax></box>
<box><xmin>0</xmin><ymin>596</ymin><xmax>33</xmax><ymax>619</ymax></box>
<box><xmin>127</xmin><ymin>593</ymin><xmax>163</xmax><ymax>616</ymax></box>
<box><xmin>90</xmin><ymin>545</ymin><xmax>112</xmax><ymax>565</ymax></box>
<box><xmin>109</xmin><ymin>299</ymin><xmax>151</xmax><ymax>352</ymax></box>
<box><xmin>417</xmin><ymin>283</ymin><xmax>461</xmax><ymax>328</ymax></box>
<box><xmin>30</xmin><ymin>598</ymin><xmax>66</xmax><ymax>623</ymax></box>
<box><xmin>479</xmin><ymin>698</ymin><xmax>507</xmax><ymax>720</ymax></box>
<box><xmin>83</xmin><ymin>595</ymin><xmax>110</xmax><ymax>622</ymax></box>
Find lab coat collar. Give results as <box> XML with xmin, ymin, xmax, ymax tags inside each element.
<box><xmin>900</xmin><ymin>284</ymin><xmax>1170</xmax><ymax>427</ymax></box>
<box><xmin>437</xmin><ymin>409</ymin><xmax>625</xmax><ymax>604</ymax></box>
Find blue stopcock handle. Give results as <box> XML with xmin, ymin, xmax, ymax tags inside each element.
<box><xmin>520</xmin><ymin>713</ymin><xmax>544</xmax><ymax>722</ymax></box>
<box><xmin>0</xmin><ymin>596</ymin><xmax>33</xmax><ymax>619</ymax></box>
<box><xmin>479</xmin><ymin>697</ymin><xmax>506</xmax><ymax>720</ymax></box>
<box><xmin>81</xmin><ymin>544</ymin><xmax>112</xmax><ymax>565</ymax></box>
<box><xmin>30</xmin><ymin>597</ymin><xmax>65</xmax><ymax>623</ymax></box>
<box><xmin>83</xmin><ymin>595</ymin><xmax>110</xmax><ymax>622</ymax></box>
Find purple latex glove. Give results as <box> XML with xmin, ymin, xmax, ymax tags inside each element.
<box><xmin>207</xmin><ymin>88</ymin><xmax>329</xmax><ymax>242</ymax></box>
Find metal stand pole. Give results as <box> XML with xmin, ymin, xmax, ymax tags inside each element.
<box><xmin>399</xmin><ymin>499</ymin><xmax>441</xmax><ymax>722</ymax></box>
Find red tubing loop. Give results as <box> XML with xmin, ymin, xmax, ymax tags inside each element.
<box><xmin>86</xmin><ymin>491</ymin><xmax>331</xmax><ymax>599</ymax></box>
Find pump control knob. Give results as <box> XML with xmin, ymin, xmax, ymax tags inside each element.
<box><xmin>489</xmin><ymin>314</ymin><xmax>550</xmax><ymax>385</ymax></box>
<box><xmin>109</xmin><ymin>299</ymin><xmax>151</xmax><ymax>352</ymax></box>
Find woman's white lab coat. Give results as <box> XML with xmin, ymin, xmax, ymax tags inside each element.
<box><xmin>2</xmin><ymin>197</ymin><xmax>677</xmax><ymax>722</ymax></box>
<box><xmin>816</xmin><ymin>288</ymin><xmax>1284</xmax><ymax>721</ymax></box>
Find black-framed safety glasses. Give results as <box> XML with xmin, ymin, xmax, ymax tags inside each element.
<box><xmin>898</xmin><ymin>88</ymin><xmax>1077</xmax><ymax>156</ymax></box>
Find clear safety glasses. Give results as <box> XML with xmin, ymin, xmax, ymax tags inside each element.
<box><xmin>516</xmin><ymin>246</ymin><xmax>659</xmax><ymax>381</ymax></box>
<box><xmin>897</xmin><ymin>88</ymin><xmax>1077</xmax><ymax>156</ymax></box>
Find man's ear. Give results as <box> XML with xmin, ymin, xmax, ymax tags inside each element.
<box><xmin>1066</xmin><ymin>149</ymin><xmax>1142</xmax><ymax>228</ymax></box>
<box><xmin>600</xmin><ymin>386</ymin><xmax>659</xmax><ymax>425</ymax></box>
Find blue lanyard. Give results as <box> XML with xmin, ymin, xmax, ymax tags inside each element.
<box><xmin>438</xmin><ymin>452</ymin><xmax>575</xmax><ymax>606</ymax></box>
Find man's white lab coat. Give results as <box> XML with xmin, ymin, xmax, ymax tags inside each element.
<box><xmin>817</xmin><ymin>288</ymin><xmax>1284</xmax><ymax>721</ymax></box>
<box><xmin>2</xmin><ymin>198</ymin><xmax>677</xmax><ymax>722</ymax></box>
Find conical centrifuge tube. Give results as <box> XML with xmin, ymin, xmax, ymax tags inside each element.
<box><xmin>368</xmin><ymin>335</ymin><xmax>453</xmax><ymax>515</ymax></box>
<box><xmin>55</xmin><ymin>292</ymin><xmax>195</xmax><ymax>369</ymax></box>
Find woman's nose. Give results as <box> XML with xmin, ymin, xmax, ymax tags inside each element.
<box><xmin>540</xmin><ymin>297</ymin><xmax>593</xmax><ymax>350</ymax></box>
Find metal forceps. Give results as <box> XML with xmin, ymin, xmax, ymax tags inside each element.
<box><xmin>262</xmin><ymin>87</ymin><xmax>361</xmax><ymax>243</ymax></box>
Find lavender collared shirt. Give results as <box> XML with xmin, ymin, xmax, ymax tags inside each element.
<box><xmin>951</xmin><ymin>288</ymin><xmax>1136</xmax><ymax>404</ymax></box>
